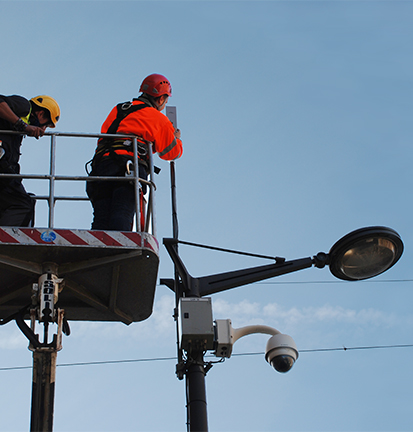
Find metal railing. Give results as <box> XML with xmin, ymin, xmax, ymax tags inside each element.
<box><xmin>0</xmin><ymin>131</ymin><xmax>157</xmax><ymax>236</ymax></box>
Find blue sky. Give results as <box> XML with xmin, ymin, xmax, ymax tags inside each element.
<box><xmin>1</xmin><ymin>1</ymin><xmax>413</xmax><ymax>431</ymax></box>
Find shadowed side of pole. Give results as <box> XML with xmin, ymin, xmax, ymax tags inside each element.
<box><xmin>186</xmin><ymin>351</ymin><xmax>208</xmax><ymax>432</ymax></box>
<box><xmin>30</xmin><ymin>350</ymin><xmax>57</xmax><ymax>432</ymax></box>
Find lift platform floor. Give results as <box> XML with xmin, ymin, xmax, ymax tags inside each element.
<box><xmin>0</xmin><ymin>228</ymin><xmax>160</xmax><ymax>324</ymax></box>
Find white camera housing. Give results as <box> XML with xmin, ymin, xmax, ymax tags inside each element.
<box><xmin>265</xmin><ymin>333</ymin><xmax>298</xmax><ymax>373</ymax></box>
<box><xmin>214</xmin><ymin>321</ymin><xmax>299</xmax><ymax>374</ymax></box>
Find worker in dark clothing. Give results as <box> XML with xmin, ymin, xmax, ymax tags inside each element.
<box><xmin>87</xmin><ymin>73</ymin><xmax>183</xmax><ymax>231</ymax></box>
<box><xmin>0</xmin><ymin>95</ymin><xmax>60</xmax><ymax>226</ymax></box>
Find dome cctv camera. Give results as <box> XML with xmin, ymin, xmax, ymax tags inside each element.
<box><xmin>265</xmin><ymin>333</ymin><xmax>298</xmax><ymax>373</ymax></box>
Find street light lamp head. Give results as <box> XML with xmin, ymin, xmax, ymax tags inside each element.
<box><xmin>265</xmin><ymin>333</ymin><xmax>298</xmax><ymax>373</ymax></box>
<box><xmin>328</xmin><ymin>226</ymin><xmax>403</xmax><ymax>281</ymax></box>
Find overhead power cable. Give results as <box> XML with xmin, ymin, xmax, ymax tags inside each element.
<box><xmin>299</xmin><ymin>343</ymin><xmax>413</xmax><ymax>353</ymax></box>
<box><xmin>255</xmin><ymin>279</ymin><xmax>413</xmax><ymax>285</ymax></box>
<box><xmin>1</xmin><ymin>343</ymin><xmax>412</xmax><ymax>372</ymax></box>
<box><xmin>157</xmin><ymin>279</ymin><xmax>413</xmax><ymax>289</ymax></box>
<box><xmin>233</xmin><ymin>343</ymin><xmax>413</xmax><ymax>355</ymax></box>
<box><xmin>0</xmin><ymin>355</ymin><xmax>177</xmax><ymax>371</ymax></box>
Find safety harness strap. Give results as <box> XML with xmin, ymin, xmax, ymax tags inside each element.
<box><xmin>106</xmin><ymin>101</ymin><xmax>150</xmax><ymax>135</ymax></box>
<box><xmin>93</xmin><ymin>101</ymin><xmax>151</xmax><ymax>165</ymax></box>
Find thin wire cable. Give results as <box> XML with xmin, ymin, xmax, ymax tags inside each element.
<box><xmin>255</xmin><ymin>279</ymin><xmax>413</xmax><ymax>285</ymax></box>
<box><xmin>157</xmin><ymin>279</ymin><xmax>413</xmax><ymax>289</ymax></box>
<box><xmin>177</xmin><ymin>239</ymin><xmax>281</xmax><ymax>261</ymax></box>
<box><xmin>1</xmin><ymin>344</ymin><xmax>412</xmax><ymax>372</ymax></box>
<box><xmin>0</xmin><ymin>355</ymin><xmax>177</xmax><ymax>371</ymax></box>
<box><xmin>230</xmin><ymin>343</ymin><xmax>413</xmax><ymax>356</ymax></box>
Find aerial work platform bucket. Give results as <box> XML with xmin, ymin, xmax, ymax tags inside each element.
<box><xmin>0</xmin><ymin>131</ymin><xmax>160</xmax><ymax>325</ymax></box>
<box><xmin>0</xmin><ymin>227</ymin><xmax>159</xmax><ymax>324</ymax></box>
<box><xmin>0</xmin><ymin>130</ymin><xmax>162</xmax><ymax>431</ymax></box>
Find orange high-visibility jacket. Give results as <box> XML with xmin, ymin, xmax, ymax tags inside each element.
<box><xmin>98</xmin><ymin>99</ymin><xmax>183</xmax><ymax>161</ymax></box>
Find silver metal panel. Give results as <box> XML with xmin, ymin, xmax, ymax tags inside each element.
<box><xmin>178</xmin><ymin>298</ymin><xmax>214</xmax><ymax>351</ymax></box>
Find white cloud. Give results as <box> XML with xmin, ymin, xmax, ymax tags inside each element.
<box><xmin>66</xmin><ymin>294</ymin><xmax>177</xmax><ymax>345</ymax></box>
<box><xmin>213</xmin><ymin>298</ymin><xmax>262</xmax><ymax>322</ymax></box>
<box><xmin>213</xmin><ymin>299</ymin><xmax>404</xmax><ymax>331</ymax></box>
<box><xmin>0</xmin><ymin>296</ymin><xmax>408</xmax><ymax>351</ymax></box>
<box><xmin>0</xmin><ymin>327</ymin><xmax>29</xmax><ymax>350</ymax></box>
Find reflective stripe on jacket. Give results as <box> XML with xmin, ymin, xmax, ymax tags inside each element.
<box><xmin>98</xmin><ymin>99</ymin><xmax>183</xmax><ymax>161</ymax></box>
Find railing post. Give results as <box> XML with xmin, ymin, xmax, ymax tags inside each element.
<box><xmin>132</xmin><ymin>137</ymin><xmax>141</xmax><ymax>232</ymax></box>
<box><xmin>148</xmin><ymin>143</ymin><xmax>157</xmax><ymax>238</ymax></box>
<box><xmin>48</xmin><ymin>135</ymin><xmax>57</xmax><ymax>229</ymax></box>
<box><xmin>0</xmin><ymin>130</ymin><xmax>158</xmax><ymax>235</ymax></box>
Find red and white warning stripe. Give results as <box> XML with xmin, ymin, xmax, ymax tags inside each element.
<box><xmin>0</xmin><ymin>228</ymin><xmax>159</xmax><ymax>253</ymax></box>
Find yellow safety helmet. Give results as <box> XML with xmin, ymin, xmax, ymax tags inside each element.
<box><xmin>30</xmin><ymin>95</ymin><xmax>60</xmax><ymax>127</ymax></box>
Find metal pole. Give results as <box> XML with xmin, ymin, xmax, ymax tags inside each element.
<box><xmin>186</xmin><ymin>351</ymin><xmax>209</xmax><ymax>432</ymax></box>
<box><xmin>170</xmin><ymin>161</ymin><xmax>179</xmax><ymax>241</ymax></box>
<box><xmin>30</xmin><ymin>349</ymin><xmax>57</xmax><ymax>432</ymax></box>
<box><xmin>169</xmin><ymin>161</ymin><xmax>209</xmax><ymax>431</ymax></box>
<box><xmin>170</xmin><ymin>161</ymin><xmax>184</xmax><ymax>371</ymax></box>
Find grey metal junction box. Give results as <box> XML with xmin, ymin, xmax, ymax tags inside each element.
<box><xmin>178</xmin><ymin>297</ymin><xmax>214</xmax><ymax>351</ymax></box>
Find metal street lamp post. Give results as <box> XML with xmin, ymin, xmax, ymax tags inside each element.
<box><xmin>162</xmin><ymin>163</ymin><xmax>404</xmax><ymax>432</ymax></box>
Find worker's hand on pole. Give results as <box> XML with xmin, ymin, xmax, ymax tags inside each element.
<box><xmin>174</xmin><ymin>128</ymin><xmax>181</xmax><ymax>140</ymax></box>
<box><xmin>26</xmin><ymin>125</ymin><xmax>46</xmax><ymax>139</ymax></box>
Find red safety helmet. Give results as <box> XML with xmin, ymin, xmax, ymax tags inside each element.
<box><xmin>139</xmin><ymin>74</ymin><xmax>172</xmax><ymax>97</ymax></box>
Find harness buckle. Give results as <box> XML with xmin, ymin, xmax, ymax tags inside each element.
<box><xmin>121</xmin><ymin>102</ymin><xmax>133</xmax><ymax>110</ymax></box>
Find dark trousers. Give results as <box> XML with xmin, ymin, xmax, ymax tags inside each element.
<box><xmin>90</xmin><ymin>183</ymin><xmax>136</xmax><ymax>231</ymax></box>
<box><xmin>0</xmin><ymin>180</ymin><xmax>35</xmax><ymax>227</ymax></box>
<box><xmin>86</xmin><ymin>158</ymin><xmax>147</xmax><ymax>231</ymax></box>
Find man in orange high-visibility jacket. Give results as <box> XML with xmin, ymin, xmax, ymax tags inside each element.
<box><xmin>86</xmin><ymin>73</ymin><xmax>183</xmax><ymax>231</ymax></box>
